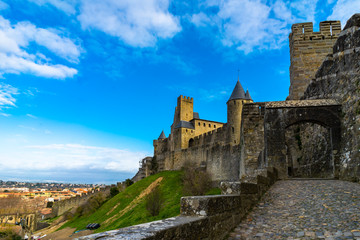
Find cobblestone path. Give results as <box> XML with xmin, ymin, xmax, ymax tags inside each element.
<box><xmin>228</xmin><ymin>180</ymin><xmax>360</xmax><ymax>240</ymax></box>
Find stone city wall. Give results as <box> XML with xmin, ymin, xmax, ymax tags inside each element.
<box><xmin>52</xmin><ymin>186</ymin><xmax>111</xmax><ymax>217</ymax></box>
<box><xmin>77</xmin><ymin>168</ymin><xmax>278</xmax><ymax>240</ymax></box>
<box><xmin>155</xmin><ymin>124</ymin><xmax>241</xmax><ymax>182</ymax></box>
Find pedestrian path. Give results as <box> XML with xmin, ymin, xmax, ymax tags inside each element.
<box><xmin>228</xmin><ymin>180</ymin><xmax>360</xmax><ymax>239</ymax></box>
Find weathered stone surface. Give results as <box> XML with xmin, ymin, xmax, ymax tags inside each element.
<box><xmin>344</xmin><ymin>13</ymin><xmax>360</xmax><ymax>30</ymax></box>
<box><xmin>180</xmin><ymin>195</ymin><xmax>241</xmax><ymax>217</ymax></box>
<box><xmin>264</xmin><ymin>105</ymin><xmax>341</xmax><ymax>179</ymax></box>
<box><xmin>304</xmin><ymin>13</ymin><xmax>360</xmax><ymax>181</ymax></box>
<box><xmin>265</xmin><ymin>99</ymin><xmax>339</xmax><ymax>108</ymax></box>
<box><xmin>240</xmin><ymin>182</ymin><xmax>258</xmax><ymax>194</ymax></box>
<box><xmin>220</xmin><ymin>182</ymin><xmax>241</xmax><ymax>195</ymax></box>
<box><xmin>76</xmin><ymin>216</ymin><xmax>204</xmax><ymax>240</ymax></box>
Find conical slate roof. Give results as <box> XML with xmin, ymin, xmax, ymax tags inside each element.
<box><xmin>245</xmin><ymin>89</ymin><xmax>252</xmax><ymax>100</ymax></box>
<box><xmin>158</xmin><ymin>130</ymin><xmax>166</xmax><ymax>139</ymax></box>
<box><xmin>228</xmin><ymin>79</ymin><xmax>246</xmax><ymax>102</ymax></box>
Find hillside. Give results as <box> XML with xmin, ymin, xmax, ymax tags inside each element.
<box><xmin>61</xmin><ymin>171</ymin><xmax>184</xmax><ymax>233</ymax></box>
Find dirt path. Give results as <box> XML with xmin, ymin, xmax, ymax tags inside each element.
<box><xmin>104</xmin><ymin>177</ymin><xmax>163</xmax><ymax>225</ymax></box>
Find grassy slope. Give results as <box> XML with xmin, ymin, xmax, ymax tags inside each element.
<box><xmin>61</xmin><ymin>171</ymin><xmax>184</xmax><ymax>233</ymax></box>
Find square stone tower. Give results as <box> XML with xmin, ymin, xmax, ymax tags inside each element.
<box><xmin>288</xmin><ymin>21</ymin><xmax>341</xmax><ymax>100</ymax></box>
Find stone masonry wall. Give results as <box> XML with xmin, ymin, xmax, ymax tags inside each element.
<box><xmin>240</xmin><ymin>103</ymin><xmax>266</xmax><ymax>178</ymax></box>
<box><xmin>155</xmin><ymin>124</ymin><xmax>241</xmax><ymax>182</ymax></box>
<box><xmin>52</xmin><ymin>187</ymin><xmax>110</xmax><ymax>217</ymax></box>
<box><xmin>289</xmin><ymin>21</ymin><xmax>341</xmax><ymax>100</ymax></box>
<box><xmin>303</xmin><ymin>14</ymin><xmax>360</xmax><ymax>181</ymax></box>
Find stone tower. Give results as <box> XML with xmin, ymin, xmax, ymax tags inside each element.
<box><xmin>288</xmin><ymin>20</ymin><xmax>341</xmax><ymax>100</ymax></box>
<box><xmin>171</xmin><ymin>95</ymin><xmax>195</xmax><ymax>150</ymax></box>
<box><xmin>227</xmin><ymin>79</ymin><xmax>252</xmax><ymax>145</ymax></box>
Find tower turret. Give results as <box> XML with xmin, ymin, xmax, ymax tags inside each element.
<box><xmin>171</xmin><ymin>95</ymin><xmax>195</xmax><ymax>150</ymax></box>
<box><xmin>227</xmin><ymin>79</ymin><xmax>252</xmax><ymax>145</ymax></box>
<box><xmin>158</xmin><ymin>130</ymin><xmax>166</xmax><ymax>139</ymax></box>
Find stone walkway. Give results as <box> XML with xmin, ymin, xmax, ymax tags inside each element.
<box><xmin>228</xmin><ymin>180</ymin><xmax>360</xmax><ymax>240</ymax></box>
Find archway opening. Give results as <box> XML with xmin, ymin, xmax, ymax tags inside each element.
<box><xmin>285</xmin><ymin>122</ymin><xmax>333</xmax><ymax>178</ymax></box>
<box><xmin>189</xmin><ymin>138</ymin><xmax>195</xmax><ymax>147</ymax></box>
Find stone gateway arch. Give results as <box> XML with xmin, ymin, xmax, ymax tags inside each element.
<box><xmin>264</xmin><ymin>100</ymin><xmax>341</xmax><ymax>179</ymax></box>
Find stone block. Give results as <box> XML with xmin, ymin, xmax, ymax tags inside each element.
<box><xmin>180</xmin><ymin>195</ymin><xmax>241</xmax><ymax>217</ymax></box>
<box><xmin>220</xmin><ymin>181</ymin><xmax>241</xmax><ymax>195</ymax></box>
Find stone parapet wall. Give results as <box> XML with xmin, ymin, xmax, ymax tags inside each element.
<box><xmin>77</xmin><ymin>168</ymin><xmax>278</xmax><ymax>240</ymax></box>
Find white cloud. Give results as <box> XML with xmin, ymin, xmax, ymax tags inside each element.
<box><xmin>191</xmin><ymin>0</ymin><xmax>320</xmax><ymax>54</ymax></box>
<box><xmin>191</xmin><ymin>12</ymin><xmax>212</xmax><ymax>27</ymax></box>
<box><xmin>0</xmin><ymin>0</ymin><xmax>8</xmax><ymax>10</ymax></box>
<box><xmin>0</xmin><ymin>83</ymin><xmax>18</xmax><ymax>110</ymax></box>
<box><xmin>77</xmin><ymin>0</ymin><xmax>181</xmax><ymax>47</ymax></box>
<box><xmin>328</xmin><ymin>0</ymin><xmax>360</xmax><ymax>27</ymax></box>
<box><xmin>29</xmin><ymin>0</ymin><xmax>77</xmax><ymax>15</ymax></box>
<box><xmin>0</xmin><ymin>16</ymin><xmax>80</xmax><ymax>79</ymax></box>
<box><xmin>26</xmin><ymin>114</ymin><xmax>38</xmax><ymax>119</ymax></box>
<box><xmin>1</xmin><ymin>143</ymin><xmax>146</xmax><ymax>172</ymax></box>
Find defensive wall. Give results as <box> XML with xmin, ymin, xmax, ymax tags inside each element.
<box><xmin>156</xmin><ymin>123</ymin><xmax>241</xmax><ymax>182</ymax></box>
<box><xmin>52</xmin><ymin>186</ymin><xmax>110</xmax><ymax>217</ymax></box>
<box><xmin>78</xmin><ymin>168</ymin><xmax>278</xmax><ymax>240</ymax></box>
<box><xmin>153</xmin><ymin>98</ymin><xmax>342</xmax><ymax>182</ymax></box>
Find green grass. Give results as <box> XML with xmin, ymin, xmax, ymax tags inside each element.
<box><xmin>205</xmin><ymin>187</ymin><xmax>221</xmax><ymax>195</ymax></box>
<box><xmin>61</xmin><ymin>171</ymin><xmax>184</xmax><ymax>233</ymax></box>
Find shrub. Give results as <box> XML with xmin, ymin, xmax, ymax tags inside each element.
<box><xmin>145</xmin><ymin>186</ymin><xmax>164</xmax><ymax>216</ymax></box>
<box><xmin>182</xmin><ymin>164</ymin><xmax>212</xmax><ymax>196</ymax></box>
<box><xmin>0</xmin><ymin>227</ymin><xmax>21</xmax><ymax>240</ymax></box>
<box><xmin>110</xmin><ymin>187</ymin><xmax>120</xmax><ymax>198</ymax></box>
<box><xmin>76</xmin><ymin>193</ymin><xmax>106</xmax><ymax>217</ymax></box>
<box><xmin>124</xmin><ymin>179</ymin><xmax>134</xmax><ymax>187</ymax></box>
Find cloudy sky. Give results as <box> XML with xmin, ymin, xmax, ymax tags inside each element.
<box><xmin>0</xmin><ymin>0</ymin><xmax>357</xmax><ymax>184</ymax></box>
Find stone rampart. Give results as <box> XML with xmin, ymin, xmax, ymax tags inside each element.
<box><xmin>154</xmin><ymin>123</ymin><xmax>241</xmax><ymax>182</ymax></box>
<box><xmin>52</xmin><ymin>187</ymin><xmax>111</xmax><ymax>217</ymax></box>
<box><xmin>77</xmin><ymin>168</ymin><xmax>278</xmax><ymax>240</ymax></box>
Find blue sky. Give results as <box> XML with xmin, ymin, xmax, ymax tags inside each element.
<box><xmin>0</xmin><ymin>0</ymin><xmax>357</xmax><ymax>184</ymax></box>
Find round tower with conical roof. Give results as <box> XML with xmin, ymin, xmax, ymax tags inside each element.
<box><xmin>227</xmin><ymin>79</ymin><xmax>253</xmax><ymax>145</ymax></box>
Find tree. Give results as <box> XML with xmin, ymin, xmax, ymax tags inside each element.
<box><xmin>182</xmin><ymin>163</ymin><xmax>212</xmax><ymax>196</ymax></box>
<box><xmin>110</xmin><ymin>187</ymin><xmax>119</xmax><ymax>198</ymax></box>
<box><xmin>145</xmin><ymin>186</ymin><xmax>164</xmax><ymax>216</ymax></box>
<box><xmin>124</xmin><ymin>179</ymin><xmax>133</xmax><ymax>187</ymax></box>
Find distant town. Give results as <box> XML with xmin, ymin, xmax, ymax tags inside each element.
<box><xmin>0</xmin><ymin>180</ymin><xmax>107</xmax><ymax>201</ymax></box>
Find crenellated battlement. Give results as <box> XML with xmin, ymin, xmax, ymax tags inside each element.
<box><xmin>177</xmin><ymin>95</ymin><xmax>193</xmax><ymax>103</ymax></box>
<box><xmin>290</xmin><ymin>21</ymin><xmax>341</xmax><ymax>40</ymax></box>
